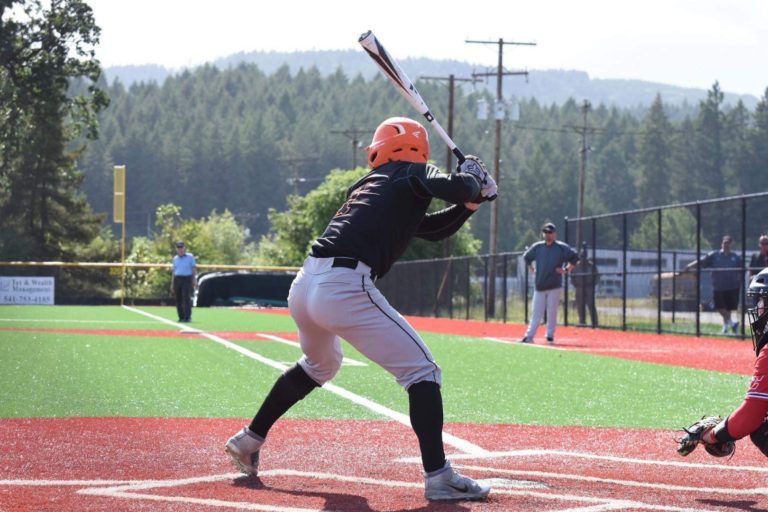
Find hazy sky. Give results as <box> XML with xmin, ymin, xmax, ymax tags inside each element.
<box><xmin>87</xmin><ymin>0</ymin><xmax>767</xmax><ymax>97</ymax></box>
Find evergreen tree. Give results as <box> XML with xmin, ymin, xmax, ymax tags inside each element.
<box><xmin>636</xmin><ymin>94</ymin><xmax>673</xmax><ymax>207</ymax></box>
<box><xmin>0</xmin><ymin>0</ymin><xmax>108</xmax><ymax>260</ymax></box>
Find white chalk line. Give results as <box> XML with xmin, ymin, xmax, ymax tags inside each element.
<box><xmin>255</xmin><ymin>333</ymin><xmax>367</xmax><ymax>367</ymax></box>
<box><xmin>455</xmin><ymin>463</ymin><xmax>768</xmax><ymax>497</ymax></box>
<box><xmin>0</xmin><ymin>318</ymin><xmax>156</xmax><ymax>324</ymax></box>
<box><xmin>0</xmin><ymin>468</ymin><xmax>725</xmax><ymax>512</ymax></box>
<box><xmin>122</xmin><ymin>306</ymin><xmax>488</xmax><ymax>457</ymax></box>
<box><xmin>398</xmin><ymin>448</ymin><xmax>768</xmax><ymax>473</ymax></box>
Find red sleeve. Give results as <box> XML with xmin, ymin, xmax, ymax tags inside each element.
<box><xmin>725</xmin><ymin>348</ymin><xmax>768</xmax><ymax>439</ymax></box>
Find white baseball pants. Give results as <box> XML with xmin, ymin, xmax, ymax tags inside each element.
<box><xmin>524</xmin><ymin>287</ymin><xmax>562</xmax><ymax>339</ymax></box>
<box><xmin>288</xmin><ymin>256</ymin><xmax>442</xmax><ymax>389</ymax></box>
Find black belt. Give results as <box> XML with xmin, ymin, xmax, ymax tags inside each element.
<box><xmin>331</xmin><ymin>257</ymin><xmax>376</xmax><ymax>280</ymax></box>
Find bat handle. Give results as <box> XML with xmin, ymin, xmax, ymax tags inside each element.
<box><xmin>453</xmin><ymin>147</ymin><xmax>465</xmax><ymax>164</ymax></box>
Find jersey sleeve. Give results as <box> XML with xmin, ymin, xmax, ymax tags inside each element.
<box><xmin>408</xmin><ymin>164</ymin><xmax>481</xmax><ymax>204</ymax></box>
<box><xmin>721</xmin><ymin>347</ymin><xmax>768</xmax><ymax>439</ymax></box>
<box><xmin>415</xmin><ymin>205</ymin><xmax>475</xmax><ymax>242</ymax></box>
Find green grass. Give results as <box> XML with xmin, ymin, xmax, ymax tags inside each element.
<box><xmin>0</xmin><ymin>305</ymin><xmax>748</xmax><ymax>429</ymax></box>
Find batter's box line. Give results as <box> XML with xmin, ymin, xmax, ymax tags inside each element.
<box><xmin>456</xmin><ymin>463</ymin><xmax>768</xmax><ymax>497</ymax></box>
<box><xmin>397</xmin><ymin>448</ymin><xmax>768</xmax><ymax>473</ymax></box>
<box><xmin>75</xmin><ymin>469</ymin><xmax>695</xmax><ymax>512</ymax></box>
<box><xmin>1</xmin><ymin>469</ymin><xmax>725</xmax><ymax>512</ymax></box>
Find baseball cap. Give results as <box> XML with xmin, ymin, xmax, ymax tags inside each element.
<box><xmin>175</xmin><ymin>241</ymin><xmax>185</xmax><ymax>248</ymax></box>
<box><xmin>542</xmin><ymin>223</ymin><xmax>556</xmax><ymax>233</ymax></box>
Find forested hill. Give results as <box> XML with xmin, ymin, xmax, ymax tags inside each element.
<box><xmin>103</xmin><ymin>49</ymin><xmax>759</xmax><ymax>110</ymax></box>
<box><xmin>79</xmin><ymin>62</ymin><xmax>768</xmax><ymax>252</ymax></box>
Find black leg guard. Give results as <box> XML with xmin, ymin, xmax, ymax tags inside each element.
<box><xmin>750</xmin><ymin>420</ymin><xmax>768</xmax><ymax>458</ymax></box>
<box><xmin>249</xmin><ymin>363</ymin><xmax>320</xmax><ymax>439</ymax></box>
<box><xmin>408</xmin><ymin>381</ymin><xmax>446</xmax><ymax>473</ymax></box>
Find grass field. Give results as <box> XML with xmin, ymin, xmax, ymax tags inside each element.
<box><xmin>0</xmin><ymin>305</ymin><xmax>746</xmax><ymax>427</ymax></box>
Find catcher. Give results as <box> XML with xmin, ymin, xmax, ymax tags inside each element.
<box><xmin>678</xmin><ymin>267</ymin><xmax>768</xmax><ymax>458</ymax></box>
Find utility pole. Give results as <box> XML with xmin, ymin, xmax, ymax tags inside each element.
<box><xmin>331</xmin><ymin>128</ymin><xmax>374</xmax><ymax>169</ymax></box>
<box><xmin>278</xmin><ymin>156</ymin><xmax>319</xmax><ymax>195</ymax></box>
<box><xmin>565</xmin><ymin>100</ymin><xmax>595</xmax><ymax>249</ymax></box>
<box><xmin>467</xmin><ymin>37</ymin><xmax>535</xmax><ymax>317</ymax></box>
<box><xmin>421</xmin><ymin>74</ymin><xmax>476</xmax><ymax>257</ymax></box>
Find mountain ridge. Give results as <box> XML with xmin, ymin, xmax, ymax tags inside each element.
<box><xmin>103</xmin><ymin>49</ymin><xmax>759</xmax><ymax>110</ymax></box>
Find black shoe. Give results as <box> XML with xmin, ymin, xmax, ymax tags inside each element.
<box><xmin>520</xmin><ymin>337</ymin><xmax>532</xmax><ymax>344</ymax></box>
<box><xmin>546</xmin><ymin>336</ymin><xmax>554</xmax><ymax>345</ymax></box>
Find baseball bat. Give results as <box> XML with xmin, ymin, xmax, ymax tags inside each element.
<box><xmin>358</xmin><ymin>30</ymin><xmax>466</xmax><ymax>165</ymax></box>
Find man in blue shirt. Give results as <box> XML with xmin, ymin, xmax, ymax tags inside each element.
<box><xmin>684</xmin><ymin>235</ymin><xmax>743</xmax><ymax>334</ymax></box>
<box><xmin>171</xmin><ymin>241</ymin><xmax>197</xmax><ymax>322</ymax></box>
<box><xmin>521</xmin><ymin>223</ymin><xmax>579</xmax><ymax>345</ymax></box>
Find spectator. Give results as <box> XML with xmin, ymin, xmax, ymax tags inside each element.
<box><xmin>571</xmin><ymin>242</ymin><xmax>599</xmax><ymax>327</ymax></box>
<box><xmin>683</xmin><ymin>235</ymin><xmax>742</xmax><ymax>334</ymax></box>
<box><xmin>749</xmin><ymin>234</ymin><xmax>768</xmax><ymax>278</ymax></box>
<box><xmin>521</xmin><ymin>223</ymin><xmax>579</xmax><ymax>345</ymax></box>
<box><xmin>170</xmin><ymin>241</ymin><xmax>197</xmax><ymax>323</ymax></box>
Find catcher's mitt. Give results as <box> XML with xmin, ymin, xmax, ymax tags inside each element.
<box><xmin>677</xmin><ymin>416</ymin><xmax>735</xmax><ymax>458</ymax></box>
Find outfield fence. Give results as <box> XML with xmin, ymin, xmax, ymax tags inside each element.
<box><xmin>2</xmin><ymin>193</ymin><xmax>766</xmax><ymax>338</ymax></box>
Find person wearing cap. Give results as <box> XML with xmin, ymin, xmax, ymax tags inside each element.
<box><xmin>521</xmin><ymin>223</ymin><xmax>579</xmax><ymax>345</ymax></box>
<box><xmin>683</xmin><ymin>235</ymin><xmax>742</xmax><ymax>334</ymax></box>
<box><xmin>749</xmin><ymin>234</ymin><xmax>768</xmax><ymax>278</ymax></box>
<box><xmin>170</xmin><ymin>241</ymin><xmax>197</xmax><ymax>323</ymax></box>
<box><xmin>571</xmin><ymin>242</ymin><xmax>599</xmax><ymax>327</ymax></box>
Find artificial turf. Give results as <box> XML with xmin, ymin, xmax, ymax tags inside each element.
<box><xmin>0</xmin><ymin>305</ymin><xmax>747</xmax><ymax>429</ymax></box>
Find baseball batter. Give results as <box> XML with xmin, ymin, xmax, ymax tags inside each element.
<box><xmin>226</xmin><ymin>117</ymin><xmax>497</xmax><ymax>501</ymax></box>
<box><xmin>678</xmin><ymin>268</ymin><xmax>768</xmax><ymax>458</ymax></box>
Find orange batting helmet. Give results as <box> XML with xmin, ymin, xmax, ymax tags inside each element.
<box><xmin>366</xmin><ymin>117</ymin><xmax>429</xmax><ymax>168</ymax></box>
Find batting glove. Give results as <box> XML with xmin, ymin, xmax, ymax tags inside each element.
<box><xmin>458</xmin><ymin>155</ymin><xmax>497</xmax><ymax>201</ymax></box>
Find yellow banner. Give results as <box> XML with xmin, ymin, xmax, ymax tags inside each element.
<box><xmin>113</xmin><ymin>165</ymin><xmax>126</xmax><ymax>223</ymax></box>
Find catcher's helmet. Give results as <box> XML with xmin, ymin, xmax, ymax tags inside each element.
<box><xmin>747</xmin><ymin>267</ymin><xmax>768</xmax><ymax>356</ymax></box>
<box><xmin>366</xmin><ymin>117</ymin><xmax>429</xmax><ymax>168</ymax></box>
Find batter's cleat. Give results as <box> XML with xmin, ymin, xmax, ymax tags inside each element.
<box><xmin>225</xmin><ymin>427</ymin><xmax>263</xmax><ymax>476</ymax></box>
<box><xmin>520</xmin><ymin>336</ymin><xmax>532</xmax><ymax>344</ymax></box>
<box><xmin>425</xmin><ymin>461</ymin><xmax>490</xmax><ymax>501</ymax></box>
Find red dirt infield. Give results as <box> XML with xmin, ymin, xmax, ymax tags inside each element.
<box><xmin>2</xmin><ymin>417</ymin><xmax>768</xmax><ymax>511</ymax></box>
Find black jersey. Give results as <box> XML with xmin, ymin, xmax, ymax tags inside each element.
<box><xmin>310</xmin><ymin>162</ymin><xmax>481</xmax><ymax>278</ymax></box>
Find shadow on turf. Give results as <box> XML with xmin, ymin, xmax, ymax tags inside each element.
<box><xmin>698</xmin><ymin>499</ymin><xmax>768</xmax><ymax>511</ymax></box>
<box><xmin>232</xmin><ymin>475</ymin><xmax>472</xmax><ymax>511</ymax></box>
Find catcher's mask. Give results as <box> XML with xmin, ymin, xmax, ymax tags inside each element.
<box><xmin>747</xmin><ymin>267</ymin><xmax>768</xmax><ymax>356</ymax></box>
<box><xmin>366</xmin><ymin>117</ymin><xmax>429</xmax><ymax>168</ymax></box>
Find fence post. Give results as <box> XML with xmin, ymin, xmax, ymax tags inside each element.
<box><xmin>483</xmin><ymin>256</ymin><xmax>489</xmax><ymax>322</ymax></box>
<box><xmin>448</xmin><ymin>259</ymin><xmax>454</xmax><ymax>320</ymax></box>
<box><xmin>524</xmin><ymin>258</ymin><xmax>529</xmax><ymax>325</ymax></box>
<box><xmin>696</xmin><ymin>203</ymin><xmax>701</xmax><ymax>337</ymax></box>
<box><xmin>502</xmin><ymin>254</ymin><xmax>508</xmax><ymax>323</ymax></box>
<box><xmin>657</xmin><ymin>208</ymin><xmax>662</xmax><ymax>334</ymax></box>
<box><xmin>564</xmin><ymin>217</ymin><xmax>570</xmax><ymax>326</ymax></box>
<box><xmin>741</xmin><ymin>197</ymin><xmax>747</xmax><ymax>338</ymax></box>
<box><xmin>466</xmin><ymin>258</ymin><xmax>471</xmax><ymax>321</ymax></box>
<box><xmin>622</xmin><ymin>213</ymin><xmax>628</xmax><ymax>331</ymax></box>
<box><xmin>672</xmin><ymin>251</ymin><xmax>677</xmax><ymax>323</ymax></box>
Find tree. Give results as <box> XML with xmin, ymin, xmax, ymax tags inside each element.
<box><xmin>257</xmin><ymin>167</ymin><xmax>482</xmax><ymax>266</ymax></box>
<box><xmin>125</xmin><ymin>203</ymin><xmax>258</xmax><ymax>297</ymax></box>
<box><xmin>636</xmin><ymin>94</ymin><xmax>673</xmax><ymax>207</ymax></box>
<box><xmin>0</xmin><ymin>0</ymin><xmax>109</xmax><ymax>260</ymax></box>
